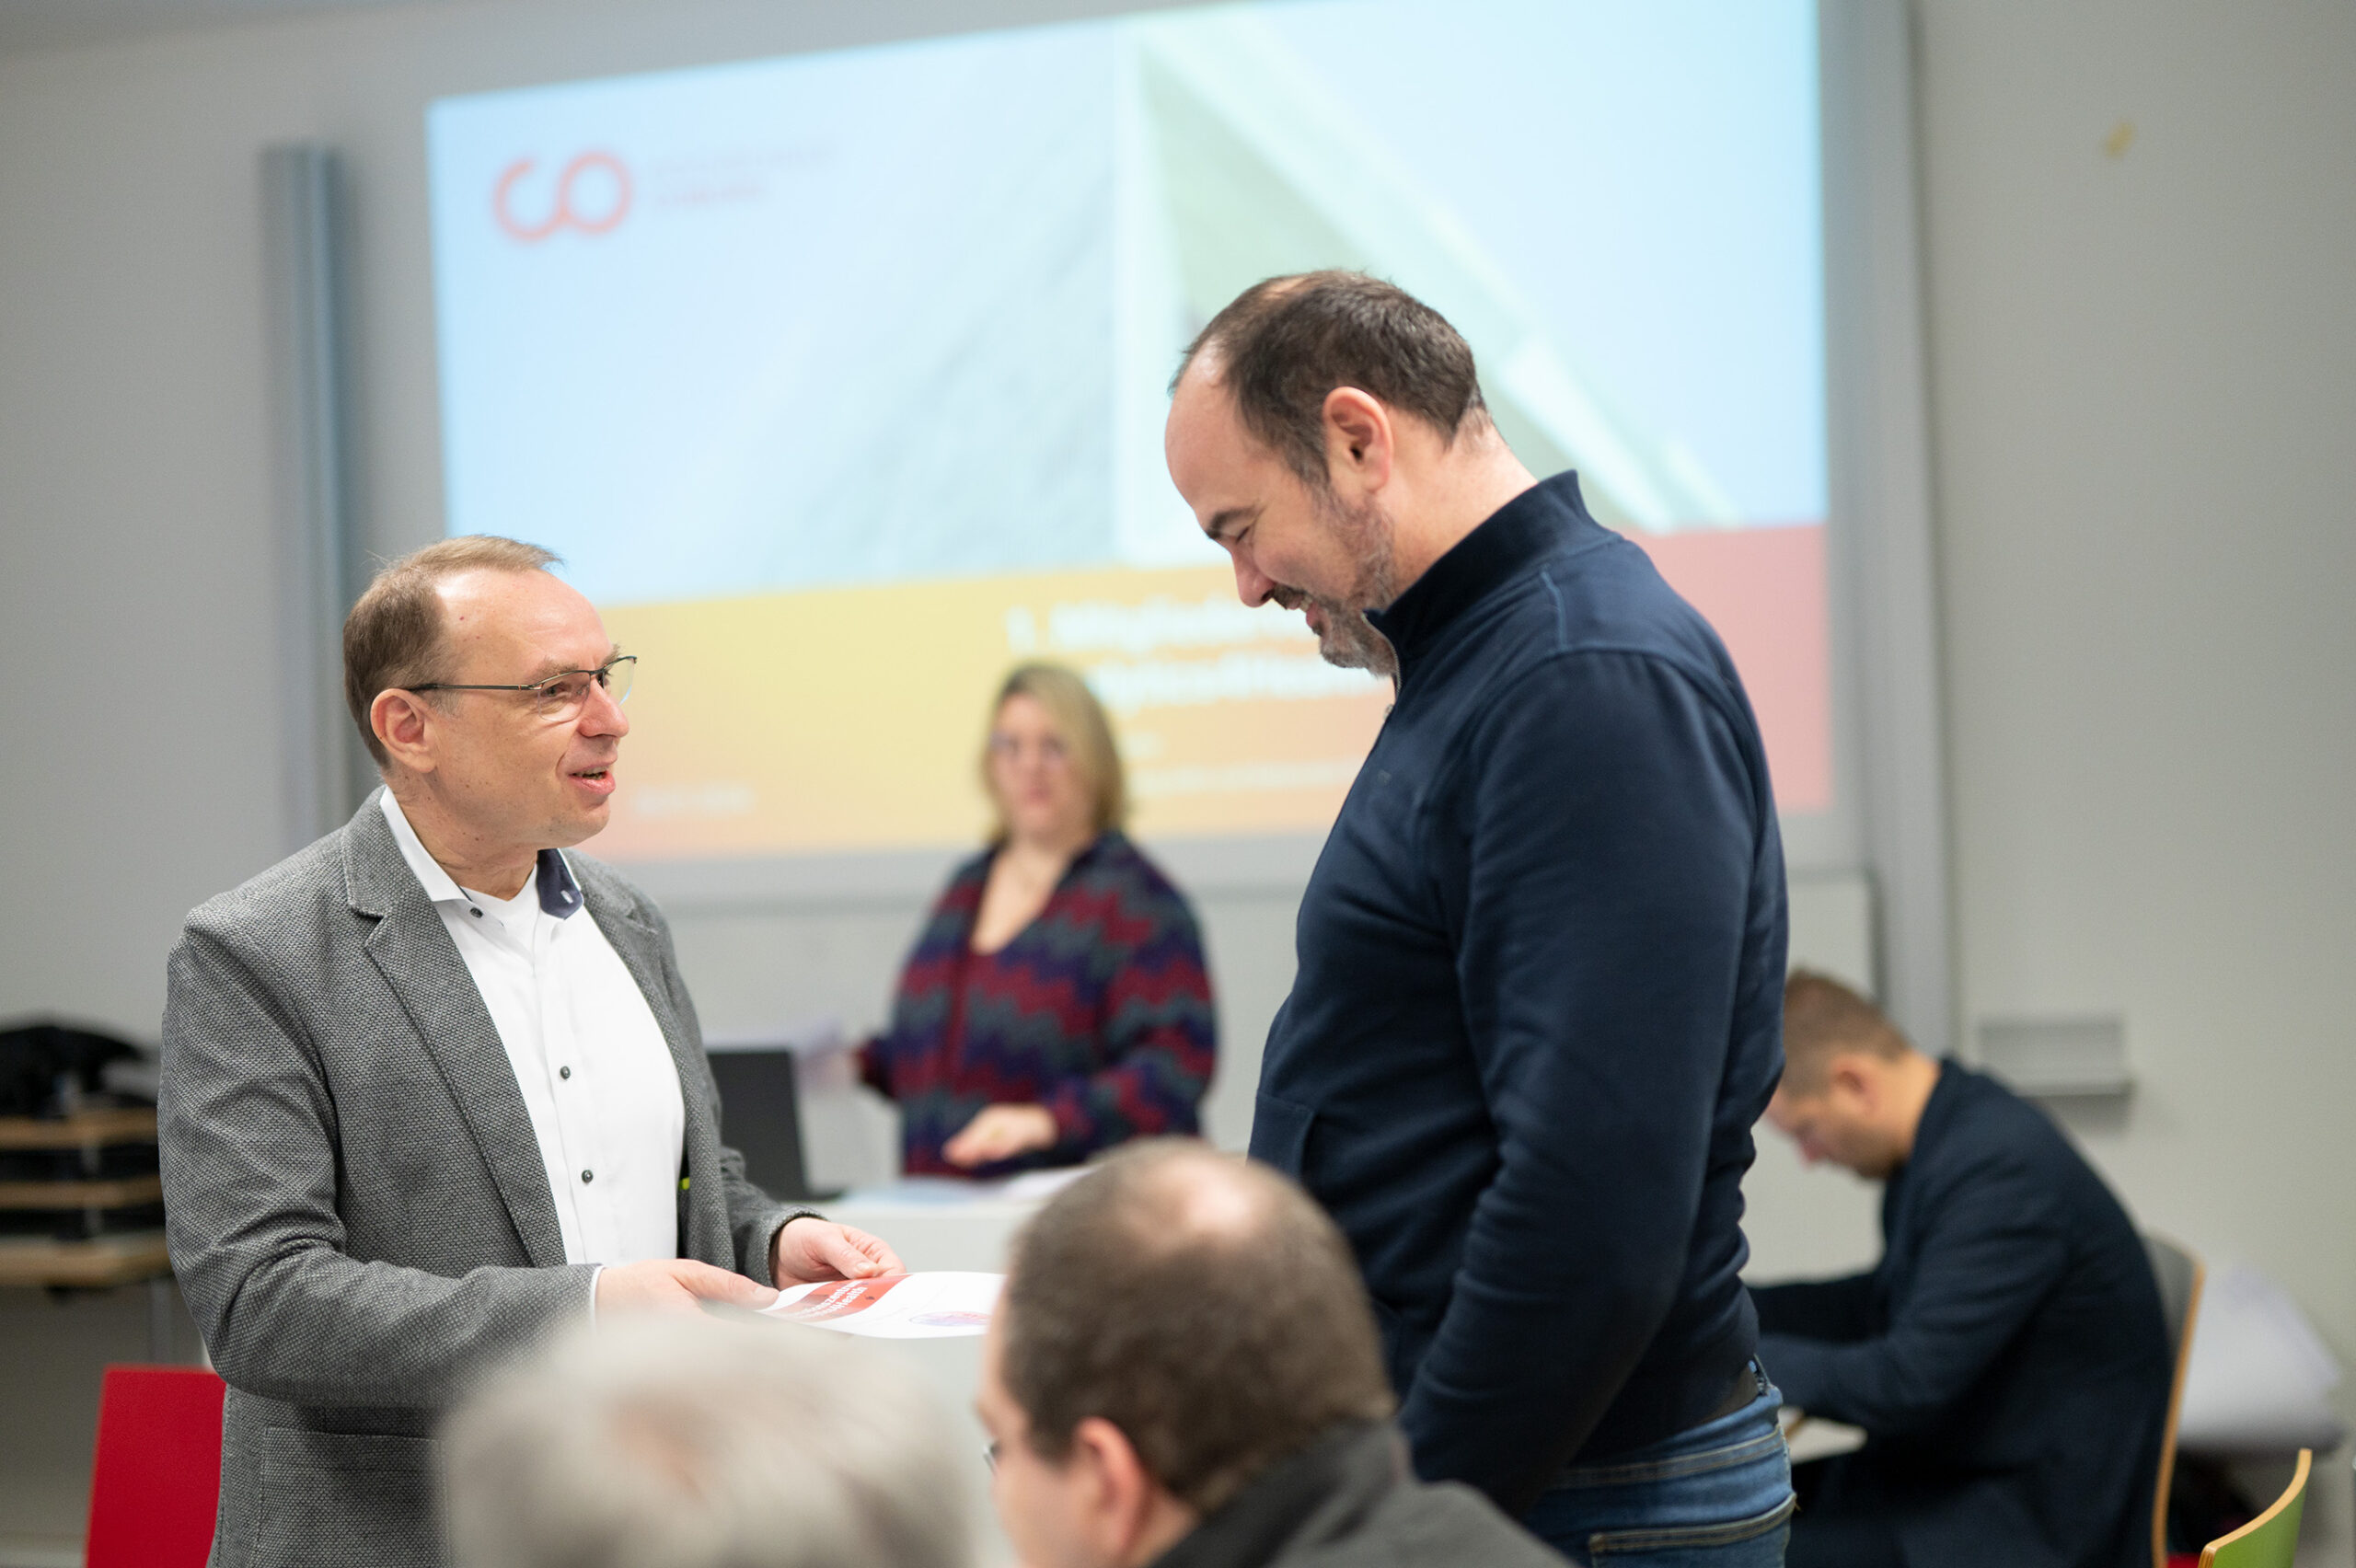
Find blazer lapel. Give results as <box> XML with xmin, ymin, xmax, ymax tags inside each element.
<box><xmin>585</xmin><ymin>882</ymin><xmax>731</xmax><ymax>1269</ymax></box>
<box><xmin>341</xmin><ymin>797</ymin><xmax>570</xmax><ymax>1270</ymax></box>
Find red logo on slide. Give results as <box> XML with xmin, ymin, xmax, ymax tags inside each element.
<box><xmin>493</xmin><ymin>152</ymin><xmax>633</xmax><ymax>242</ymax></box>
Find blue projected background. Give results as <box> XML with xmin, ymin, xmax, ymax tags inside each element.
<box><xmin>426</xmin><ymin>0</ymin><xmax>1830</xmax><ymax>858</ymax></box>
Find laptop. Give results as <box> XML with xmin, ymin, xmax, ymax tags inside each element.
<box><xmin>703</xmin><ymin>1043</ymin><xmax>842</xmax><ymax>1203</ymax></box>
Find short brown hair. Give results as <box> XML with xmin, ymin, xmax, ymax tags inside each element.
<box><xmin>981</xmin><ymin>663</ymin><xmax>1127</xmax><ymax>841</ymax></box>
<box><xmin>1001</xmin><ymin>1142</ymin><xmax>1392</xmax><ymax>1514</ymax></box>
<box><xmin>1175</xmin><ymin>271</ymin><xmax>1490</xmax><ymax>492</ymax></box>
<box><xmin>342</xmin><ymin>536</ymin><xmax>559</xmax><ymax>767</ymax></box>
<box><xmin>1782</xmin><ymin>970</ymin><xmax>1910</xmax><ymax>1094</ymax></box>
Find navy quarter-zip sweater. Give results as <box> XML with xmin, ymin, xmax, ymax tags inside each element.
<box><xmin>1249</xmin><ymin>471</ymin><xmax>1789</xmax><ymax>1516</ymax></box>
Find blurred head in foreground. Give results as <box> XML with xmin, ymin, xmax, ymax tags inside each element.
<box><xmin>442</xmin><ymin>1314</ymin><xmax>969</xmax><ymax>1568</ymax></box>
<box><xmin>978</xmin><ymin>1140</ymin><xmax>1394</xmax><ymax>1568</ymax></box>
<box><xmin>1767</xmin><ymin>969</ymin><xmax>1943</xmax><ymax>1180</ymax></box>
<box><xmin>981</xmin><ymin>663</ymin><xmax>1126</xmax><ymax>853</ymax></box>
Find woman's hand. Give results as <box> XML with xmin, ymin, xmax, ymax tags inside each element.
<box><xmin>943</xmin><ymin>1103</ymin><xmax>1059</xmax><ymax>1169</ymax></box>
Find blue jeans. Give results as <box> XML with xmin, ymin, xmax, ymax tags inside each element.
<box><xmin>1522</xmin><ymin>1367</ymin><xmax>1794</xmax><ymax>1565</ymax></box>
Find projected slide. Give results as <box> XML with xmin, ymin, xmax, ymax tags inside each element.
<box><xmin>428</xmin><ymin>0</ymin><xmax>1826</xmax><ymax>860</ymax></box>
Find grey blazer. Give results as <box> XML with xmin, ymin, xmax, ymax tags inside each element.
<box><xmin>159</xmin><ymin>793</ymin><xmax>801</xmax><ymax>1568</ymax></box>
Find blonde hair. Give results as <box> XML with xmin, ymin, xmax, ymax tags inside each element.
<box><xmin>981</xmin><ymin>663</ymin><xmax>1127</xmax><ymax>842</ymax></box>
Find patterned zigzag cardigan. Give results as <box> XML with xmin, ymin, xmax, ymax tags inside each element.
<box><xmin>859</xmin><ymin>833</ymin><xmax>1218</xmax><ymax>1177</ymax></box>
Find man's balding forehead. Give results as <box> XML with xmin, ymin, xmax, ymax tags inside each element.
<box><xmin>516</xmin><ymin>643</ymin><xmax>620</xmax><ymax>685</ymax></box>
<box><xmin>1170</xmin><ymin>338</ymin><xmax>1226</xmax><ymax>397</ymax></box>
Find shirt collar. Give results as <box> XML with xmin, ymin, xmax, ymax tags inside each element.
<box><xmin>377</xmin><ymin>790</ymin><xmax>583</xmax><ymax>919</ymax></box>
<box><xmin>380</xmin><ymin>790</ymin><xmax>467</xmax><ymax>906</ymax></box>
<box><xmin>1365</xmin><ymin>468</ymin><xmax>1603</xmax><ymax>683</ymax></box>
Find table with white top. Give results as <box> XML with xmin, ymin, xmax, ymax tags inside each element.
<box><xmin>822</xmin><ymin>1176</ymin><xmax>1869</xmax><ymax>1560</ymax></box>
<box><xmin>814</xmin><ymin>1177</ymin><xmax>1068</xmax><ymax>1567</ymax></box>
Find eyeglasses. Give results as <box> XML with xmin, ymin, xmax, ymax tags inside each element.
<box><xmin>409</xmin><ymin>655</ymin><xmax>636</xmax><ymax>721</ymax></box>
<box><xmin>987</xmin><ymin>732</ymin><xmax>1071</xmax><ymax>767</ymax></box>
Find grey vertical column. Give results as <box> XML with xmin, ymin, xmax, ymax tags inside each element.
<box><xmin>1820</xmin><ymin>0</ymin><xmax>1957</xmax><ymax>1054</ymax></box>
<box><xmin>260</xmin><ymin>144</ymin><xmax>365</xmax><ymax>851</ymax></box>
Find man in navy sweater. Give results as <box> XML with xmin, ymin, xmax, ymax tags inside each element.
<box><xmin>1164</xmin><ymin>271</ymin><xmax>1793</xmax><ymax>1562</ymax></box>
<box><xmin>1752</xmin><ymin>973</ymin><xmax>2170</xmax><ymax>1568</ymax></box>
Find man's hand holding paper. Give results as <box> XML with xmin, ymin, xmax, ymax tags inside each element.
<box><xmin>772</xmin><ymin>1216</ymin><xmax>905</xmax><ymax>1285</ymax></box>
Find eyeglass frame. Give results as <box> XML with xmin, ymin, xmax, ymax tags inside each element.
<box><xmin>405</xmin><ymin>653</ymin><xmax>637</xmax><ymax>716</ymax></box>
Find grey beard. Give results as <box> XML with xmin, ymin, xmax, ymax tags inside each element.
<box><xmin>1300</xmin><ymin>489</ymin><xmax>1401</xmax><ymax>679</ymax></box>
<box><xmin>1303</xmin><ymin>596</ymin><xmax>1398</xmax><ymax>678</ymax></box>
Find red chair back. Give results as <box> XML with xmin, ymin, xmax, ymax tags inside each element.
<box><xmin>85</xmin><ymin>1365</ymin><xmax>226</xmax><ymax>1568</ymax></box>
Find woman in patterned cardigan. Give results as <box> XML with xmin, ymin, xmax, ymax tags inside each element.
<box><xmin>860</xmin><ymin>664</ymin><xmax>1218</xmax><ymax>1176</ymax></box>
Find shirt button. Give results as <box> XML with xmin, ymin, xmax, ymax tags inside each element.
<box><xmin>560</xmin><ymin>1066</ymin><xmax>572</xmax><ymax>1079</ymax></box>
<box><xmin>580</xmin><ymin>1169</ymin><xmax>594</xmax><ymax>1183</ymax></box>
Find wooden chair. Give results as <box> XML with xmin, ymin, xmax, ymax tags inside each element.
<box><xmin>2145</xmin><ymin>1233</ymin><xmax>2207</xmax><ymax>1568</ymax></box>
<box><xmin>2197</xmin><ymin>1448</ymin><xmax>2309</xmax><ymax>1568</ymax></box>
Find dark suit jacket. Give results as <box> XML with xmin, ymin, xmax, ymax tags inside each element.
<box><xmin>160</xmin><ymin>794</ymin><xmax>800</xmax><ymax>1568</ymax></box>
<box><xmin>1151</xmin><ymin>1423</ymin><xmax>1565</xmax><ymax>1568</ymax></box>
<box><xmin>1752</xmin><ymin>1062</ymin><xmax>2169</xmax><ymax>1568</ymax></box>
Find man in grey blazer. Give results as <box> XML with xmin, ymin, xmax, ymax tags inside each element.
<box><xmin>161</xmin><ymin>536</ymin><xmax>903</xmax><ymax>1568</ymax></box>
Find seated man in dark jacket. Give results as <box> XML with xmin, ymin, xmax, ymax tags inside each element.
<box><xmin>978</xmin><ymin>1141</ymin><xmax>1562</xmax><ymax>1568</ymax></box>
<box><xmin>1751</xmin><ymin>972</ymin><xmax>2171</xmax><ymax>1568</ymax></box>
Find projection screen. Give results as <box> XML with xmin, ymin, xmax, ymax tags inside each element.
<box><xmin>426</xmin><ymin>0</ymin><xmax>1831</xmax><ymax>865</ymax></box>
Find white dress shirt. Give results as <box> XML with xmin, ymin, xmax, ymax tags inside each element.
<box><xmin>380</xmin><ymin>792</ymin><xmax>685</xmax><ymax>1270</ymax></box>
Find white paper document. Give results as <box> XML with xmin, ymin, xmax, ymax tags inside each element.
<box><xmin>761</xmin><ymin>1272</ymin><xmax>1002</xmax><ymax>1338</ymax></box>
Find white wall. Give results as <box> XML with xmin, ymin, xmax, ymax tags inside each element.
<box><xmin>1920</xmin><ymin>0</ymin><xmax>2356</xmax><ymax>1380</ymax></box>
<box><xmin>1</xmin><ymin>0</ymin><xmax>2351</xmax><ymax>1557</ymax></box>
<box><xmin>1908</xmin><ymin>1</ymin><xmax>2356</xmax><ymax>1556</ymax></box>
